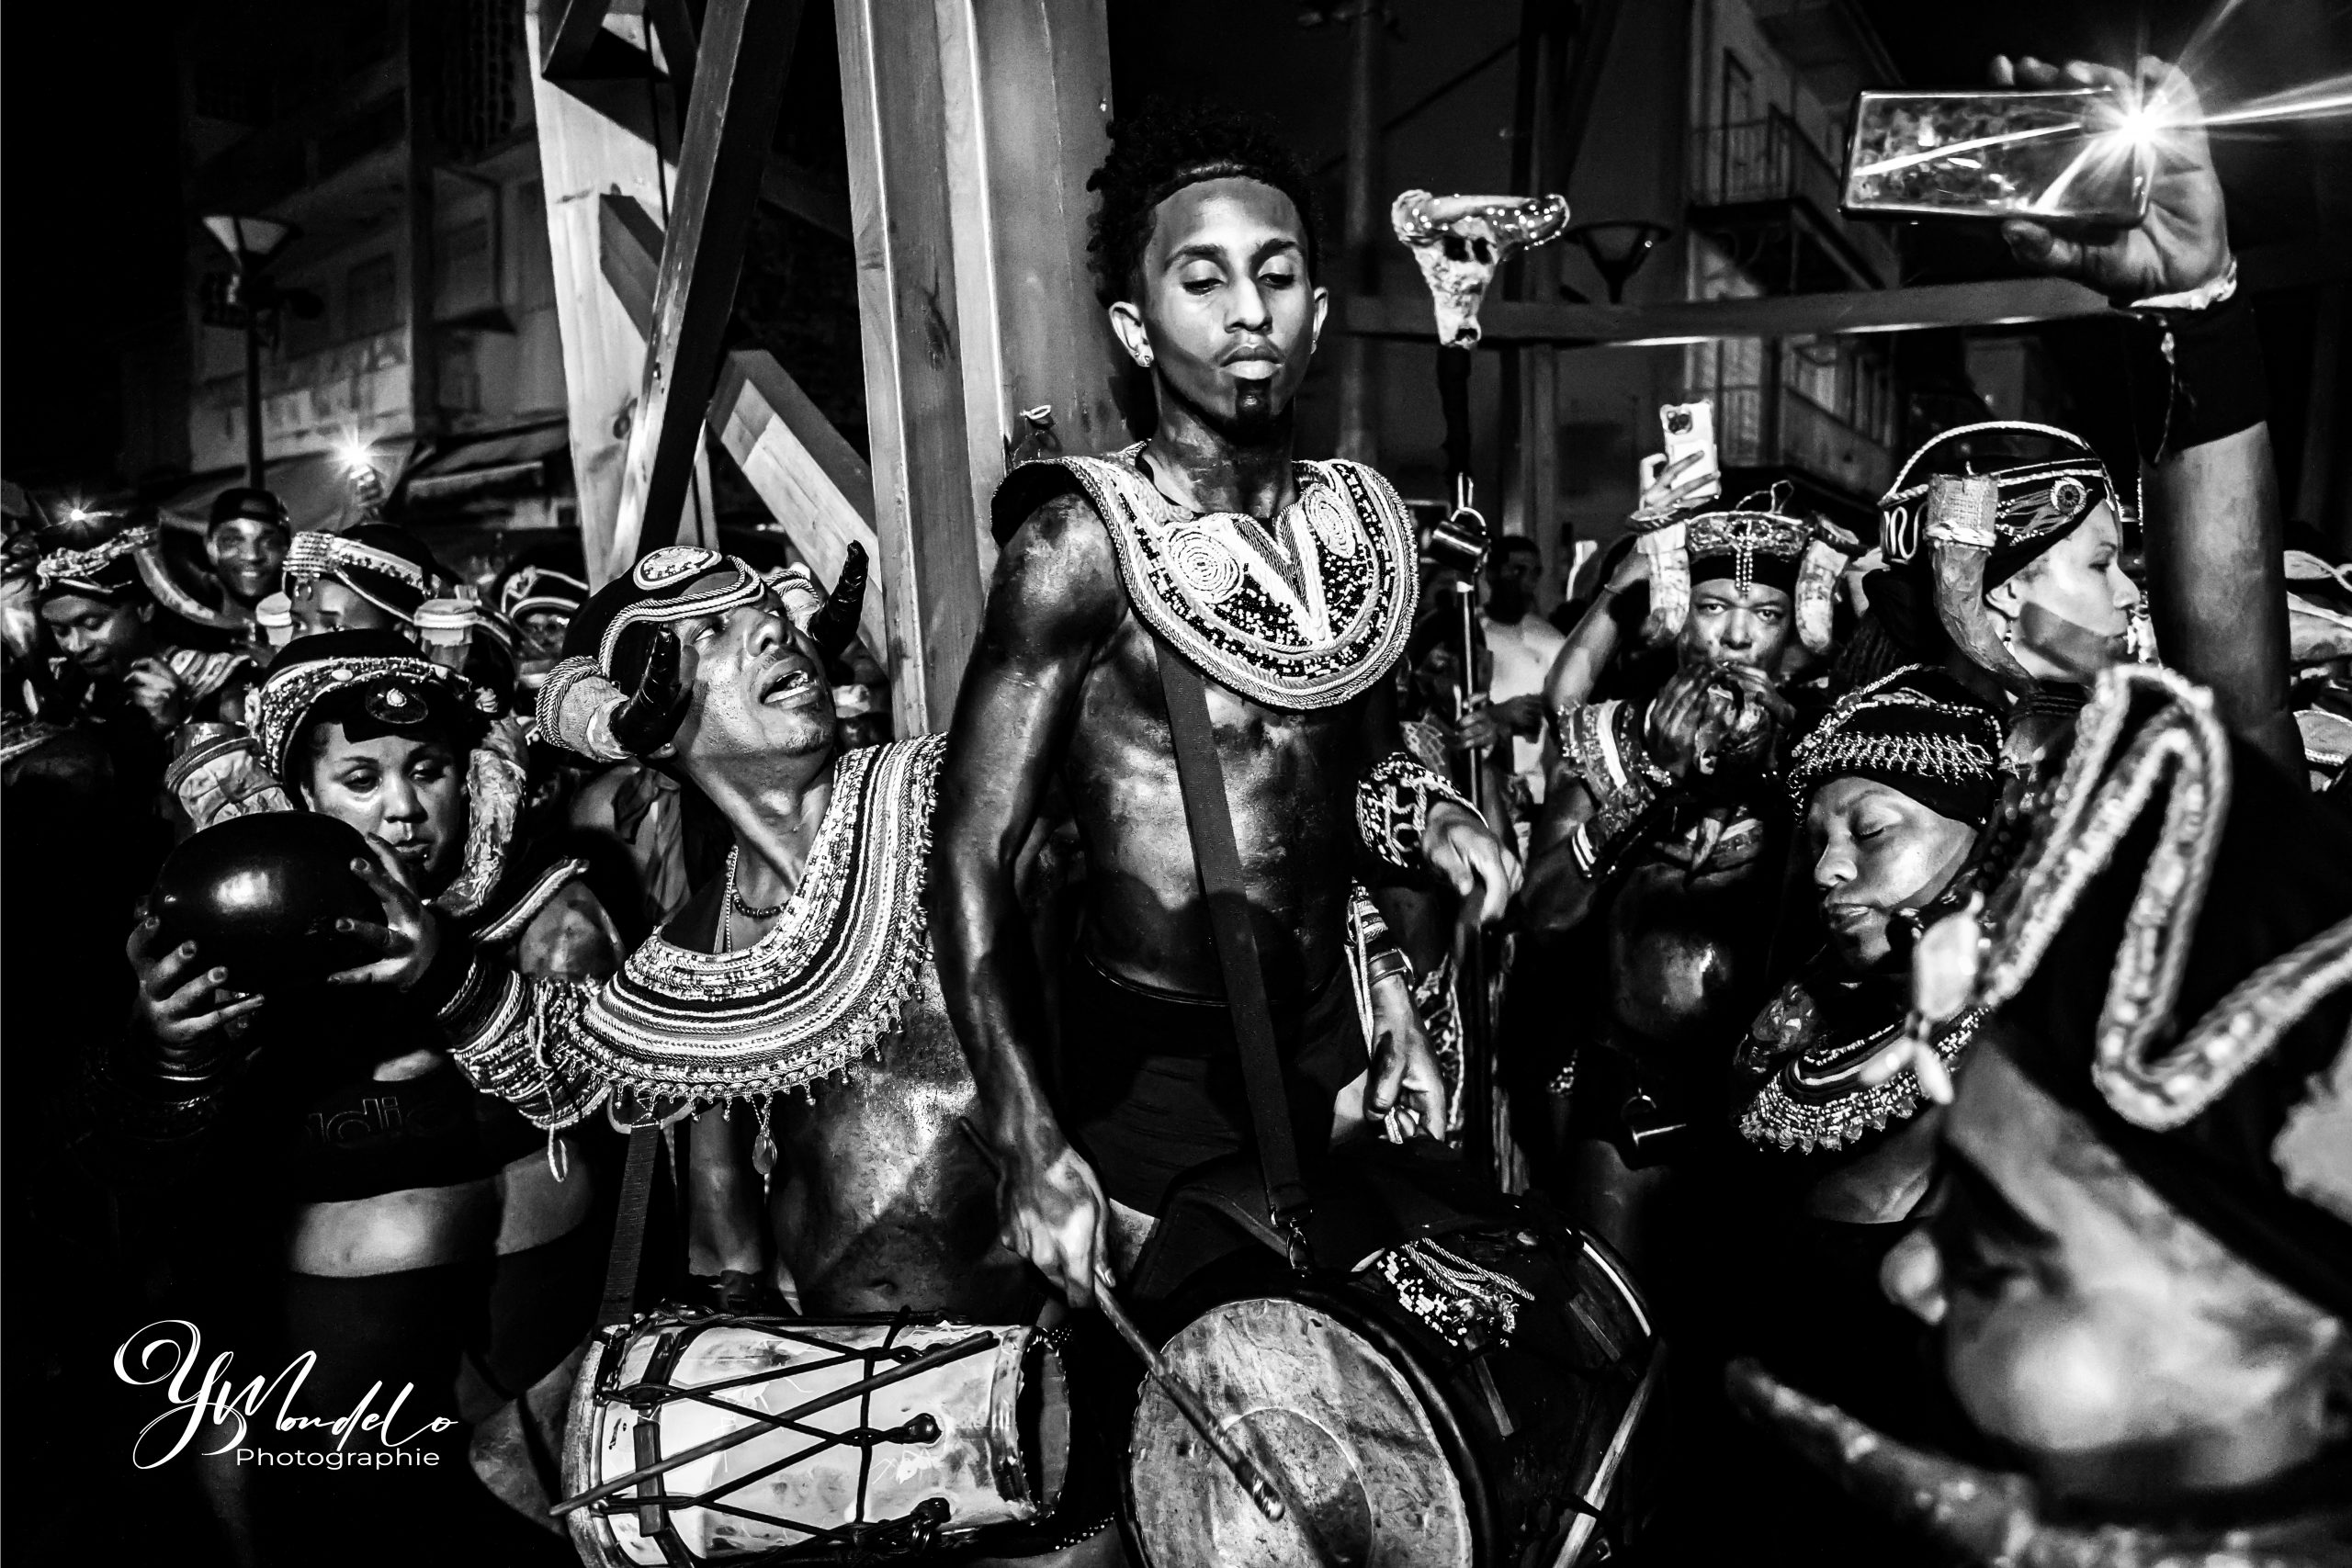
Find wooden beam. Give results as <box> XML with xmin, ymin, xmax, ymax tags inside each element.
<box><xmin>609</xmin><ymin>0</ymin><xmax>804</xmax><ymax>566</ymax></box>
<box><xmin>600</xmin><ymin>190</ymin><xmax>887</xmax><ymax>656</ymax></box>
<box><xmin>540</xmin><ymin>0</ymin><xmax>618</xmax><ymax>78</ymax></box>
<box><xmin>932</xmin><ymin>0</ymin><xmax>1123</xmax><ymax>581</ymax></box>
<box><xmin>835</xmin><ymin>0</ymin><xmax>989</xmax><ymax>736</ymax></box>
<box><xmin>525</xmin><ymin>0</ymin><xmax>712</xmax><ymax>586</ymax></box>
<box><xmin>1340</xmin><ymin>277</ymin><xmax>2116</xmax><ymax>346</ymax></box>
<box><xmin>759</xmin><ymin>155</ymin><xmax>854</xmax><ymax>241</ymax></box>
<box><xmin>711</xmin><ymin>355</ymin><xmax>890</xmax><ymax>658</ymax></box>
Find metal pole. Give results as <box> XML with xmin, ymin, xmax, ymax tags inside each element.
<box><xmin>241</xmin><ymin>254</ymin><xmax>266</xmax><ymax>489</ymax></box>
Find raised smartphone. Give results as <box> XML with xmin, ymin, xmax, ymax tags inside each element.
<box><xmin>1841</xmin><ymin>85</ymin><xmax>2153</xmax><ymax>227</ymax></box>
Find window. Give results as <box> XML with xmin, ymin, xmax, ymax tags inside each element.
<box><xmin>1721</xmin><ymin>51</ymin><xmax>1756</xmax><ymax>128</ymax></box>
<box><xmin>435</xmin><ymin>218</ymin><xmax>496</xmax><ymax>321</ymax></box>
<box><xmin>346</xmin><ymin>254</ymin><xmax>399</xmax><ymax>338</ymax></box>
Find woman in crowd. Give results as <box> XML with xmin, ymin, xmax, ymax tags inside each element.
<box><xmin>103</xmin><ymin>629</ymin><xmax>618</xmax><ymax>1567</ymax></box>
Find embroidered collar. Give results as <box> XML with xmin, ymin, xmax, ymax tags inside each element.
<box><xmin>1736</xmin><ymin>974</ymin><xmax>1987</xmax><ymax>1154</ymax></box>
<box><xmin>543</xmin><ymin>737</ymin><xmax>942</xmax><ymax>1110</ymax></box>
<box><xmin>1041</xmin><ymin>445</ymin><xmax>1419</xmax><ymax>710</ymax></box>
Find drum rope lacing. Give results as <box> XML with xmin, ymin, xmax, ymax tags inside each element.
<box><xmin>563</xmin><ymin>1315</ymin><xmax>996</xmax><ymax>1553</ymax></box>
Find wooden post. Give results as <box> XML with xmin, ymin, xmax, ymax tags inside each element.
<box><xmin>1334</xmin><ymin>2</ymin><xmax>1384</xmax><ymax>466</ymax></box>
<box><xmin>933</xmin><ymin>0</ymin><xmax>1122</xmax><ymax>581</ymax></box>
<box><xmin>608</xmin><ymin>0</ymin><xmax>803</xmax><ymax>566</ymax></box>
<box><xmin>1497</xmin><ymin>2</ymin><xmax>1570</xmax><ymax>547</ymax></box>
<box><xmin>834</xmin><ymin>0</ymin><xmax>989</xmax><ymax>736</ymax></box>
<box><xmin>525</xmin><ymin>0</ymin><xmax>713</xmax><ymax>584</ymax></box>
<box><xmin>601</xmin><ymin>189</ymin><xmax>889</xmax><ymax>658</ymax></box>
<box><xmin>404</xmin><ymin>0</ymin><xmax>442</xmax><ymax>456</ymax></box>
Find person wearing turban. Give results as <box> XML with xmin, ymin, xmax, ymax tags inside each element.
<box><xmin>1736</xmin><ymin>663</ymin><xmax>2352</xmax><ymax>1564</ymax></box>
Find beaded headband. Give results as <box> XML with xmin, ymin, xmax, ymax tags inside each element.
<box><xmin>1787</xmin><ymin>663</ymin><xmax>2003</xmax><ymax>821</ymax></box>
<box><xmin>35</xmin><ymin>524</ymin><xmax>159</xmax><ymax>596</ymax></box>
<box><xmin>251</xmin><ymin>651</ymin><xmax>474</xmax><ymax>782</ymax></box>
<box><xmin>595</xmin><ymin>547</ymin><xmax>767</xmax><ymax>670</ymax></box>
<box><xmin>1879</xmin><ymin>421</ymin><xmax>2117</xmax><ymax>567</ymax></box>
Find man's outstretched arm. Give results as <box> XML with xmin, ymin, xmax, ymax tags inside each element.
<box><xmin>933</xmin><ymin>493</ymin><xmax>1125</xmax><ymax>1306</ymax></box>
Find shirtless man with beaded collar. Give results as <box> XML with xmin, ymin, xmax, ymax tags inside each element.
<box><xmin>933</xmin><ymin>104</ymin><xmax>1518</xmax><ymax>1308</ymax></box>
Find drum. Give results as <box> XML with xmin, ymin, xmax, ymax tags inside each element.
<box><xmin>1125</xmin><ymin>1221</ymin><xmax>1657</xmax><ymax>1568</ymax></box>
<box><xmin>563</xmin><ymin>1312</ymin><xmax>1071</xmax><ymax>1564</ymax></box>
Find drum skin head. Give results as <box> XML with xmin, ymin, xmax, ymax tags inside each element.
<box><xmin>1126</xmin><ymin>1297</ymin><xmax>1473</xmax><ymax>1568</ymax></box>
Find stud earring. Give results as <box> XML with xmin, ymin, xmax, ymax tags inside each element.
<box><xmin>1136</xmin><ymin>350</ymin><xmax>1155</xmax><ymax>368</ymax></box>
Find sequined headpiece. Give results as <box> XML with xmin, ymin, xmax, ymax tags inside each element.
<box><xmin>1960</xmin><ymin>664</ymin><xmax>2352</xmax><ymax>1320</ymax></box>
<box><xmin>537</xmin><ymin>544</ymin><xmax>867</xmax><ymax>764</ymax></box>
<box><xmin>1787</xmin><ymin>663</ymin><xmax>2004</xmax><ymax>827</ymax></box>
<box><xmin>283</xmin><ymin>525</ymin><xmax>444</xmax><ymax>624</ymax></box>
<box><xmin>1634</xmin><ymin>494</ymin><xmax>1861</xmax><ymax>655</ymax></box>
<box><xmin>247</xmin><ymin>628</ymin><xmax>522</xmax><ymax>919</ymax></box>
<box><xmin>36</xmin><ymin>522</ymin><xmax>158</xmax><ymax>601</ymax></box>
<box><xmin>250</xmin><ymin>630</ymin><xmax>486</xmax><ymax>784</ymax></box>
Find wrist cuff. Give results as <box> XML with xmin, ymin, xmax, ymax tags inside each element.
<box><xmin>1355</xmin><ymin>752</ymin><xmax>1480</xmax><ymax>869</ymax></box>
<box><xmin>2126</xmin><ymin>284</ymin><xmax>2267</xmax><ymax>465</ymax></box>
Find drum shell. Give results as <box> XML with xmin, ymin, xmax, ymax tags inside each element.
<box><xmin>565</xmin><ymin>1314</ymin><xmax>1069</xmax><ymax>1566</ymax></box>
<box><xmin>1125</xmin><ymin>1220</ymin><xmax>1656</xmax><ymax>1568</ymax></box>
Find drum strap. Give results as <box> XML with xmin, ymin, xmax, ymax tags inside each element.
<box><xmin>1153</xmin><ymin>631</ymin><xmax>1314</xmax><ymax>1251</ymax></box>
<box><xmin>598</xmin><ymin>1125</ymin><xmax>662</xmax><ymax>1326</ymax></box>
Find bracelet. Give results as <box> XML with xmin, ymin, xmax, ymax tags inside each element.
<box><xmin>1558</xmin><ymin>699</ymin><xmax>1670</xmax><ymax>874</ymax></box>
<box><xmin>1364</xmin><ymin>946</ymin><xmax>1414</xmax><ymax>988</ymax></box>
<box><xmin>1355</xmin><ymin>752</ymin><xmax>1481</xmax><ymax>869</ymax></box>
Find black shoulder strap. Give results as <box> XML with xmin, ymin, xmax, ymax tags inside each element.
<box><xmin>597</xmin><ymin>1125</ymin><xmax>662</xmax><ymax>1327</ymax></box>
<box><xmin>1152</xmin><ymin>632</ymin><xmax>1312</xmax><ymax>1243</ymax></box>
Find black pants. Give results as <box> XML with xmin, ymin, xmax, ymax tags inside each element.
<box><xmin>1056</xmin><ymin>949</ymin><xmax>1364</xmax><ymax>1216</ymax></box>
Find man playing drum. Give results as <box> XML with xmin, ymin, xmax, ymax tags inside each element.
<box><xmin>399</xmin><ymin>547</ymin><xmax>1118</xmax><ymax>1557</ymax></box>
<box><xmin>933</xmin><ymin>103</ymin><xmax>1519</xmax><ymax>1305</ymax></box>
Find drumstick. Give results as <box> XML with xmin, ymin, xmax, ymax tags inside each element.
<box><xmin>953</xmin><ymin>1122</ymin><xmax>1327</xmax><ymax>1556</ymax></box>
<box><xmin>1092</xmin><ymin>1268</ymin><xmax>1298</xmax><ymax>1525</ymax></box>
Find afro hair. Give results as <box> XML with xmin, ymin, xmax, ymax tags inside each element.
<box><xmin>1085</xmin><ymin>101</ymin><xmax>1324</xmax><ymax>308</ymax></box>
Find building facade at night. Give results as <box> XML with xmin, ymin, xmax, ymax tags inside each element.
<box><xmin>141</xmin><ymin>0</ymin><xmax>573</xmax><ymax>561</ymax></box>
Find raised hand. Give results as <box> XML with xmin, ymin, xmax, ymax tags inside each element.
<box><xmin>123</xmin><ymin>658</ymin><xmax>191</xmax><ymax>734</ymax></box>
<box><xmin>127</xmin><ymin>916</ymin><xmax>264</xmax><ymax>1050</ymax></box>
<box><xmin>1992</xmin><ymin>55</ymin><xmax>2231</xmax><ymax>300</ymax></box>
<box><xmin>325</xmin><ymin>835</ymin><xmax>443</xmax><ymax>991</ymax></box>
<box><xmin>611</xmin><ymin>626</ymin><xmax>692</xmax><ymax>757</ymax></box>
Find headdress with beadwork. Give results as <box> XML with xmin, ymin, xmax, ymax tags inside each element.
<box><xmin>1787</xmin><ymin>662</ymin><xmax>2004</xmax><ymax>828</ymax></box>
<box><xmin>1631</xmin><ymin>484</ymin><xmax>1861</xmax><ymax>655</ymax></box>
<box><xmin>32</xmin><ymin>514</ymin><xmax>247</xmax><ymax>633</ymax></box>
<box><xmin>536</xmin><ymin>543</ymin><xmax>868</xmax><ymax>764</ymax></box>
<box><xmin>250</xmin><ymin>629</ymin><xmax>523</xmax><ymax>917</ymax></box>
<box><xmin>1875</xmin><ymin>421</ymin><xmax>2123</xmax><ymax>691</ymax></box>
<box><xmin>1947</xmin><ymin>663</ymin><xmax>2352</xmax><ymax>1323</ymax></box>
<box><xmin>282</xmin><ymin>525</ymin><xmax>447</xmax><ymax>625</ymax></box>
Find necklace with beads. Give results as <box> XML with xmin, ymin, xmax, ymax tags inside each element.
<box><xmin>721</xmin><ymin>846</ymin><xmax>788</xmax><ymax>953</ymax></box>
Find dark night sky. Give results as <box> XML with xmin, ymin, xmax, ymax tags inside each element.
<box><xmin>3</xmin><ymin>1</ymin><xmax>2341</xmax><ymax>491</ymax></box>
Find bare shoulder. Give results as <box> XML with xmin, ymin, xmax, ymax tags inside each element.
<box><xmin>984</xmin><ymin>491</ymin><xmax>1125</xmax><ymax>651</ymax></box>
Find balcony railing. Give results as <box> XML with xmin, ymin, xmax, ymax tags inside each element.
<box><xmin>1687</xmin><ymin>108</ymin><xmax>1898</xmax><ymax>288</ymax></box>
<box><xmin>1690</xmin><ymin>109</ymin><xmax>1844</xmax><ymax>216</ymax></box>
<box><xmin>1708</xmin><ymin>383</ymin><xmax>1894</xmax><ymax>498</ymax></box>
